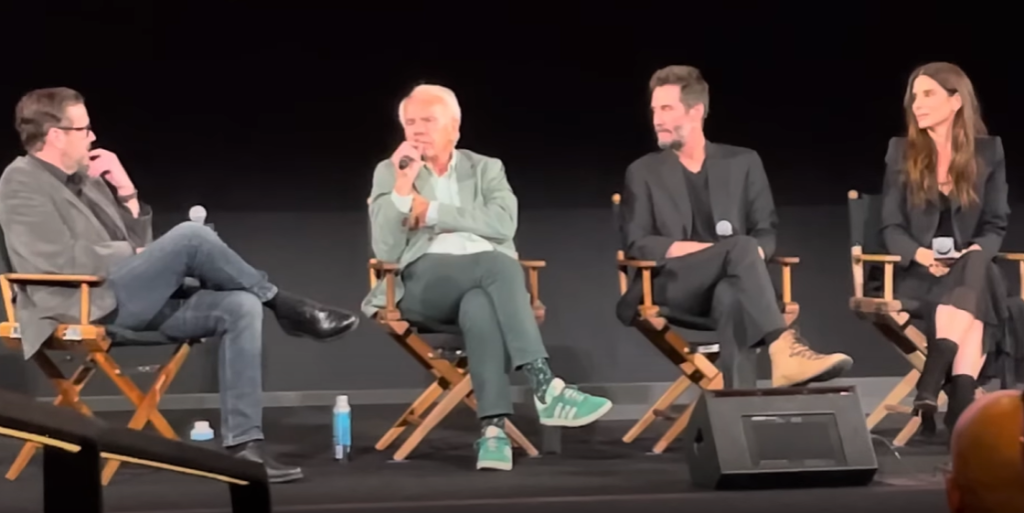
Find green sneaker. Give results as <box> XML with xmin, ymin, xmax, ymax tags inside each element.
<box><xmin>475</xmin><ymin>426</ymin><xmax>513</xmax><ymax>471</ymax></box>
<box><xmin>534</xmin><ymin>378</ymin><xmax>613</xmax><ymax>427</ymax></box>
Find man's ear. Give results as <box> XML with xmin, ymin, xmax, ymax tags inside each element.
<box><xmin>946</xmin><ymin>474</ymin><xmax>961</xmax><ymax>512</ymax></box>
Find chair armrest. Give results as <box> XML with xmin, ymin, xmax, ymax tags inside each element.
<box><xmin>367</xmin><ymin>259</ymin><xmax>400</xmax><ymax>320</ymax></box>
<box><xmin>368</xmin><ymin>260</ymin><xmax>399</xmax><ymax>272</ymax></box>
<box><xmin>518</xmin><ymin>260</ymin><xmax>546</xmax><ymax>317</ymax></box>
<box><xmin>770</xmin><ymin>256</ymin><xmax>799</xmax><ymax>303</ymax></box>
<box><xmin>997</xmin><ymin>252</ymin><xmax>1024</xmax><ymax>261</ymax></box>
<box><xmin>850</xmin><ymin>251</ymin><xmax>901</xmax><ymax>301</ymax></box>
<box><xmin>0</xmin><ymin>274</ymin><xmax>105</xmax><ymax>325</ymax></box>
<box><xmin>617</xmin><ymin>258</ymin><xmax>658</xmax><ymax>268</ymax></box>
<box><xmin>2</xmin><ymin>273</ymin><xmax>104</xmax><ymax>285</ymax></box>
<box><xmin>853</xmin><ymin>254</ymin><xmax>902</xmax><ymax>263</ymax></box>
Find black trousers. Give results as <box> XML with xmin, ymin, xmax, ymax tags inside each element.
<box><xmin>618</xmin><ymin>236</ymin><xmax>788</xmax><ymax>388</ymax></box>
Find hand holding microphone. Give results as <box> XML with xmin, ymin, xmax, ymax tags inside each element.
<box><xmin>390</xmin><ymin>142</ymin><xmax>423</xmax><ymax>196</ymax></box>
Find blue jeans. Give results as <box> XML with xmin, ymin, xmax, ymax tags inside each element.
<box><xmin>106</xmin><ymin>222</ymin><xmax>277</xmax><ymax>447</ymax></box>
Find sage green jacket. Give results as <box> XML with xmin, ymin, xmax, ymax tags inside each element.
<box><xmin>360</xmin><ymin>149</ymin><xmax>519</xmax><ymax>317</ymax></box>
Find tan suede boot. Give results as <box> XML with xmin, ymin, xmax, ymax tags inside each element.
<box><xmin>768</xmin><ymin>329</ymin><xmax>853</xmax><ymax>387</ymax></box>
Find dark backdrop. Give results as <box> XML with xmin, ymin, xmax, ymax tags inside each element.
<box><xmin>0</xmin><ymin>6</ymin><xmax>1021</xmax><ymax>397</ymax></box>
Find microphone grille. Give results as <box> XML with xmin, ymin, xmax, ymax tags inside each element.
<box><xmin>715</xmin><ymin>220</ymin><xmax>733</xmax><ymax>237</ymax></box>
<box><xmin>188</xmin><ymin>205</ymin><xmax>208</xmax><ymax>223</ymax></box>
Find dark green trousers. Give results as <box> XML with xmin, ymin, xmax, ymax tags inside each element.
<box><xmin>398</xmin><ymin>252</ymin><xmax>549</xmax><ymax>418</ymax></box>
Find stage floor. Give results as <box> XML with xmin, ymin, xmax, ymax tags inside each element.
<box><xmin>0</xmin><ymin>404</ymin><xmax>952</xmax><ymax>513</ymax></box>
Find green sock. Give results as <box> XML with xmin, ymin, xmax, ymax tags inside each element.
<box><xmin>520</xmin><ymin>358</ymin><xmax>555</xmax><ymax>402</ymax></box>
<box><xmin>480</xmin><ymin>415</ymin><xmax>507</xmax><ymax>436</ymax></box>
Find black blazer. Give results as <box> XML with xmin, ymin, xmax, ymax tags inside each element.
<box><xmin>881</xmin><ymin>136</ymin><xmax>1009</xmax><ymax>268</ymax></box>
<box><xmin>620</xmin><ymin>142</ymin><xmax>780</xmax><ymax>262</ymax></box>
<box><xmin>615</xmin><ymin>143</ymin><xmax>779</xmax><ymax>326</ymax></box>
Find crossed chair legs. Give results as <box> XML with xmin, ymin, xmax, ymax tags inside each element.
<box><xmin>372</xmin><ymin>319</ymin><xmax>539</xmax><ymax>460</ymax></box>
<box><xmin>2</xmin><ymin>334</ymin><xmax>192</xmax><ymax>485</ymax></box>
<box><xmin>616</xmin><ymin>251</ymin><xmax>800</xmax><ymax>454</ymax></box>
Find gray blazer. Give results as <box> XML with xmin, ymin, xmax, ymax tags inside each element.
<box><xmin>0</xmin><ymin>156</ymin><xmax>153</xmax><ymax>358</ymax></box>
<box><xmin>361</xmin><ymin>149</ymin><xmax>518</xmax><ymax>317</ymax></box>
<box><xmin>881</xmin><ymin>136</ymin><xmax>1009</xmax><ymax>267</ymax></box>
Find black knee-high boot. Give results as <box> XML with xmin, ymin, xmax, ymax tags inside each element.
<box><xmin>914</xmin><ymin>338</ymin><xmax>959</xmax><ymax>413</ymax></box>
<box><xmin>942</xmin><ymin>374</ymin><xmax>977</xmax><ymax>435</ymax></box>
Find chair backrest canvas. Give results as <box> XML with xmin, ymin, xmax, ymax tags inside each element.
<box><xmin>847</xmin><ymin>191</ymin><xmax>886</xmax><ymax>297</ymax></box>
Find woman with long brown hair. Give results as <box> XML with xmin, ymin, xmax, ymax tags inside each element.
<box><xmin>881</xmin><ymin>62</ymin><xmax>1010</xmax><ymax>438</ymax></box>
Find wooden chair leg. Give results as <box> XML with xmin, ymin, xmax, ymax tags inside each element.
<box><xmin>7</xmin><ymin>352</ymin><xmax>98</xmax><ymax>481</ymax></box>
<box><xmin>455</xmin><ymin>385</ymin><xmax>539</xmax><ymax>457</ymax></box>
<box><xmin>98</xmin><ymin>344</ymin><xmax>190</xmax><ymax>485</ymax></box>
<box><xmin>651</xmin><ymin>370</ymin><xmax>724</xmax><ymax>454</ymax></box>
<box><xmin>623</xmin><ymin>375</ymin><xmax>691</xmax><ymax>443</ymax></box>
<box><xmin>392</xmin><ymin>375</ymin><xmax>473</xmax><ymax>461</ymax></box>
<box><xmin>376</xmin><ymin>380</ymin><xmax>445</xmax><ymax>451</ymax></box>
<box><xmin>866</xmin><ymin>370</ymin><xmax>918</xmax><ymax>430</ymax></box>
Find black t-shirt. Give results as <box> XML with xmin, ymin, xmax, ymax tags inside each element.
<box><xmin>934</xmin><ymin>193</ymin><xmax>959</xmax><ymax>250</ymax></box>
<box><xmin>682</xmin><ymin>164</ymin><xmax>716</xmax><ymax>243</ymax></box>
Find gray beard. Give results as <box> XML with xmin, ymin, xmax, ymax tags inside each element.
<box><xmin>658</xmin><ymin>139</ymin><xmax>684</xmax><ymax>151</ymax></box>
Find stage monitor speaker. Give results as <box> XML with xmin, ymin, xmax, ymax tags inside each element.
<box><xmin>681</xmin><ymin>386</ymin><xmax>877</xmax><ymax>490</ymax></box>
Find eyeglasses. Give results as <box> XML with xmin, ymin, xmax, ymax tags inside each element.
<box><xmin>56</xmin><ymin>124</ymin><xmax>92</xmax><ymax>135</ymax></box>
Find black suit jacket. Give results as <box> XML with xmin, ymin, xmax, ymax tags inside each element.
<box><xmin>881</xmin><ymin>136</ymin><xmax>1009</xmax><ymax>268</ymax></box>
<box><xmin>616</xmin><ymin>142</ymin><xmax>779</xmax><ymax>325</ymax></box>
<box><xmin>620</xmin><ymin>142</ymin><xmax>779</xmax><ymax>262</ymax></box>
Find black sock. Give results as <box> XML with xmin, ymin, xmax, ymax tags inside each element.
<box><xmin>481</xmin><ymin>416</ymin><xmax>507</xmax><ymax>436</ymax></box>
<box><xmin>520</xmin><ymin>358</ymin><xmax>555</xmax><ymax>402</ymax></box>
<box><xmin>943</xmin><ymin>374</ymin><xmax>977</xmax><ymax>435</ymax></box>
<box><xmin>916</xmin><ymin>338</ymin><xmax>959</xmax><ymax>408</ymax></box>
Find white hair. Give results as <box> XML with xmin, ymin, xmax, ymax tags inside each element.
<box><xmin>397</xmin><ymin>84</ymin><xmax>462</xmax><ymax>124</ymax></box>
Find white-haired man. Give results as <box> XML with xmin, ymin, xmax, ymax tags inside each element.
<box><xmin>362</xmin><ymin>84</ymin><xmax>612</xmax><ymax>471</ymax></box>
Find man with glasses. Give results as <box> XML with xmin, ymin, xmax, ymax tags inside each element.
<box><xmin>0</xmin><ymin>87</ymin><xmax>359</xmax><ymax>483</ymax></box>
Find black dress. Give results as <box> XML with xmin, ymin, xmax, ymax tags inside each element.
<box><xmin>893</xmin><ymin>193</ymin><xmax>1008</xmax><ymax>357</ymax></box>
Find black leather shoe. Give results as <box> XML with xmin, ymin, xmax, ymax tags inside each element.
<box><xmin>229</xmin><ymin>441</ymin><xmax>303</xmax><ymax>484</ymax></box>
<box><xmin>269</xmin><ymin>291</ymin><xmax>359</xmax><ymax>341</ymax></box>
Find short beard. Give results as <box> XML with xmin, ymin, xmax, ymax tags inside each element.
<box><xmin>658</xmin><ymin>138</ymin><xmax>684</xmax><ymax>151</ymax></box>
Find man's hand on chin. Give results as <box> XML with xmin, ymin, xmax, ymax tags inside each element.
<box><xmin>408</xmin><ymin>194</ymin><xmax>429</xmax><ymax>229</ymax></box>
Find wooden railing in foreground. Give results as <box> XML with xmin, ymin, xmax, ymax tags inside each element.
<box><xmin>0</xmin><ymin>389</ymin><xmax>271</xmax><ymax>513</ymax></box>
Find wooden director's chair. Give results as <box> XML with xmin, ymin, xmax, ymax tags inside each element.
<box><xmin>611</xmin><ymin>193</ymin><xmax>801</xmax><ymax>454</ymax></box>
<box><xmin>365</xmin><ymin>199</ymin><xmax>543</xmax><ymax>461</ymax></box>
<box><xmin>0</xmin><ymin>227</ymin><xmax>198</xmax><ymax>485</ymax></box>
<box><xmin>847</xmin><ymin>190</ymin><xmax>1021</xmax><ymax>446</ymax></box>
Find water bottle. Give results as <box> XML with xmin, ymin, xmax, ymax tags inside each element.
<box><xmin>333</xmin><ymin>395</ymin><xmax>352</xmax><ymax>462</ymax></box>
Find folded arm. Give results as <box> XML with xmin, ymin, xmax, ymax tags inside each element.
<box><xmin>743</xmin><ymin>151</ymin><xmax>778</xmax><ymax>260</ymax></box>
<box><xmin>621</xmin><ymin>163</ymin><xmax>676</xmax><ymax>262</ymax></box>
<box><xmin>968</xmin><ymin>136</ymin><xmax>1009</xmax><ymax>258</ymax></box>
<box><xmin>429</xmin><ymin>160</ymin><xmax>517</xmax><ymax>243</ymax></box>
<box><xmin>0</xmin><ymin>177</ymin><xmax>132</xmax><ymax>277</ymax></box>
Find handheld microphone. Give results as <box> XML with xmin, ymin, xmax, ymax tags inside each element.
<box><xmin>715</xmin><ymin>220</ymin><xmax>734</xmax><ymax>238</ymax></box>
<box><xmin>188</xmin><ymin>205</ymin><xmax>207</xmax><ymax>225</ymax></box>
<box><xmin>932</xmin><ymin>237</ymin><xmax>956</xmax><ymax>258</ymax></box>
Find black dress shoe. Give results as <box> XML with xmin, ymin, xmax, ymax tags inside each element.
<box><xmin>228</xmin><ymin>441</ymin><xmax>303</xmax><ymax>484</ymax></box>
<box><xmin>268</xmin><ymin>290</ymin><xmax>359</xmax><ymax>341</ymax></box>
